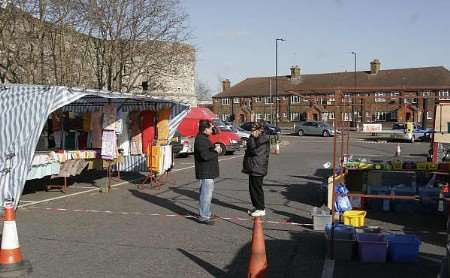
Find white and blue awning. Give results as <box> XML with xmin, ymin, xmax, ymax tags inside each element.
<box><xmin>0</xmin><ymin>84</ymin><xmax>189</xmax><ymax>208</ymax></box>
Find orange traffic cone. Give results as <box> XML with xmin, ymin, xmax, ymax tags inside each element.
<box><xmin>247</xmin><ymin>217</ymin><xmax>268</xmax><ymax>278</ymax></box>
<box><xmin>0</xmin><ymin>202</ymin><xmax>31</xmax><ymax>276</ymax></box>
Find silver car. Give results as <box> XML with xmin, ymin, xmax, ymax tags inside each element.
<box><xmin>293</xmin><ymin>121</ymin><xmax>335</xmax><ymax>137</ymax></box>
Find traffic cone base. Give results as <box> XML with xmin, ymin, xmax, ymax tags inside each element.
<box><xmin>0</xmin><ymin>203</ymin><xmax>32</xmax><ymax>277</ymax></box>
<box><xmin>0</xmin><ymin>260</ymin><xmax>32</xmax><ymax>277</ymax></box>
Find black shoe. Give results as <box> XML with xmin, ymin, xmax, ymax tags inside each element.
<box><xmin>197</xmin><ymin>218</ymin><xmax>216</xmax><ymax>225</ymax></box>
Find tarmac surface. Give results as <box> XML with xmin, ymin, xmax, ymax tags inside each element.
<box><xmin>9</xmin><ymin>135</ymin><xmax>447</xmax><ymax>277</ymax></box>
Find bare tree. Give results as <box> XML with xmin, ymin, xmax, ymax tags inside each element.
<box><xmin>0</xmin><ymin>0</ymin><xmax>192</xmax><ymax>93</ymax></box>
<box><xmin>79</xmin><ymin>0</ymin><xmax>192</xmax><ymax>92</ymax></box>
<box><xmin>196</xmin><ymin>79</ymin><xmax>212</xmax><ymax>101</ymax></box>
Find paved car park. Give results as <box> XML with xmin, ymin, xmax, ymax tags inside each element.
<box><xmin>13</xmin><ymin>136</ymin><xmax>447</xmax><ymax>277</ymax></box>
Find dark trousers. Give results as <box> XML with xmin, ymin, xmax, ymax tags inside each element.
<box><xmin>249</xmin><ymin>175</ymin><xmax>265</xmax><ymax>210</ymax></box>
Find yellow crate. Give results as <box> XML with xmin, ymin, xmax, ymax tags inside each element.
<box><xmin>426</xmin><ymin>163</ymin><xmax>438</xmax><ymax>171</ymax></box>
<box><xmin>343</xmin><ymin>210</ymin><xmax>367</xmax><ymax>227</ymax></box>
<box><xmin>392</xmin><ymin>161</ymin><xmax>403</xmax><ymax>170</ymax></box>
<box><xmin>416</xmin><ymin>162</ymin><xmax>427</xmax><ymax>170</ymax></box>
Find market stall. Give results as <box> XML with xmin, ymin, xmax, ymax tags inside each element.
<box><xmin>0</xmin><ymin>84</ymin><xmax>189</xmax><ymax>208</ymax></box>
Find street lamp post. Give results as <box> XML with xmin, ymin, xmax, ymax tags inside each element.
<box><xmin>275</xmin><ymin>38</ymin><xmax>285</xmax><ymax>127</ymax></box>
<box><xmin>351</xmin><ymin>51</ymin><xmax>357</xmax><ymax>127</ymax></box>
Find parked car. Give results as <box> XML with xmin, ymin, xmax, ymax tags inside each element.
<box><xmin>241</xmin><ymin>121</ymin><xmax>281</xmax><ymax>135</ymax></box>
<box><xmin>177</xmin><ymin>107</ymin><xmax>240</xmax><ymax>155</ymax></box>
<box><xmin>392</xmin><ymin>122</ymin><xmax>433</xmax><ymax>142</ymax></box>
<box><xmin>221</xmin><ymin>126</ymin><xmax>250</xmax><ymax>145</ymax></box>
<box><xmin>170</xmin><ymin>132</ymin><xmax>184</xmax><ymax>156</ymax></box>
<box><xmin>293</xmin><ymin>121</ymin><xmax>335</xmax><ymax>137</ymax></box>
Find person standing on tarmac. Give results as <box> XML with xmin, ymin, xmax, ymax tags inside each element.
<box><xmin>194</xmin><ymin>120</ymin><xmax>221</xmax><ymax>224</ymax></box>
<box><xmin>242</xmin><ymin>122</ymin><xmax>270</xmax><ymax>217</ymax></box>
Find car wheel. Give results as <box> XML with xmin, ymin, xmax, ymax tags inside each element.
<box><xmin>297</xmin><ymin>129</ymin><xmax>304</xmax><ymax>136</ymax></box>
<box><xmin>216</xmin><ymin>143</ymin><xmax>227</xmax><ymax>156</ymax></box>
<box><xmin>322</xmin><ymin>130</ymin><xmax>330</xmax><ymax>137</ymax></box>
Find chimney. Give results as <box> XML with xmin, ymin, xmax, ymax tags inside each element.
<box><xmin>222</xmin><ymin>79</ymin><xmax>231</xmax><ymax>92</ymax></box>
<box><xmin>290</xmin><ymin>65</ymin><xmax>301</xmax><ymax>79</ymax></box>
<box><xmin>370</xmin><ymin>59</ymin><xmax>381</xmax><ymax>74</ymax></box>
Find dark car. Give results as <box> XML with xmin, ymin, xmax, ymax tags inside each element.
<box><xmin>241</xmin><ymin>121</ymin><xmax>281</xmax><ymax>135</ymax></box>
<box><xmin>170</xmin><ymin>132</ymin><xmax>184</xmax><ymax>156</ymax></box>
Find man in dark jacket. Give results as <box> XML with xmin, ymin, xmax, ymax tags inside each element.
<box><xmin>194</xmin><ymin>120</ymin><xmax>221</xmax><ymax>224</ymax></box>
<box><xmin>242</xmin><ymin>123</ymin><xmax>270</xmax><ymax>217</ymax></box>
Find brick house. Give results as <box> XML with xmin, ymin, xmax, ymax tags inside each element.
<box><xmin>212</xmin><ymin>60</ymin><xmax>450</xmax><ymax>129</ymax></box>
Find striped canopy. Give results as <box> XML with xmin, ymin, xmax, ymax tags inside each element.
<box><xmin>0</xmin><ymin>84</ymin><xmax>190</xmax><ymax>208</ymax></box>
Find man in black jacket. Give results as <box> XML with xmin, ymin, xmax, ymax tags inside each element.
<box><xmin>194</xmin><ymin>120</ymin><xmax>221</xmax><ymax>224</ymax></box>
<box><xmin>242</xmin><ymin>123</ymin><xmax>270</xmax><ymax>217</ymax></box>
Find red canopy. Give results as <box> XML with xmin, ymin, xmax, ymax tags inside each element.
<box><xmin>186</xmin><ymin>107</ymin><xmax>218</xmax><ymax>120</ymax></box>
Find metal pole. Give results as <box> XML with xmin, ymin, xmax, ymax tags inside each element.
<box><xmin>270</xmin><ymin>78</ymin><xmax>273</xmax><ymax>123</ymax></box>
<box><xmin>275</xmin><ymin>40</ymin><xmax>278</xmax><ymax>127</ymax></box>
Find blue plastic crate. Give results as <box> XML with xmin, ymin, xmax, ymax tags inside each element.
<box><xmin>418</xmin><ymin>187</ymin><xmax>440</xmax><ymax>213</ymax></box>
<box><xmin>391</xmin><ymin>186</ymin><xmax>419</xmax><ymax>213</ymax></box>
<box><xmin>325</xmin><ymin>224</ymin><xmax>356</xmax><ymax>260</ymax></box>
<box><xmin>356</xmin><ymin>233</ymin><xmax>388</xmax><ymax>263</ymax></box>
<box><xmin>385</xmin><ymin>234</ymin><xmax>420</xmax><ymax>263</ymax></box>
<box><xmin>367</xmin><ymin>186</ymin><xmax>391</xmax><ymax>212</ymax></box>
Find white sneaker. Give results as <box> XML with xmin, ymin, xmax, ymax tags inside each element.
<box><xmin>247</xmin><ymin>208</ymin><xmax>256</xmax><ymax>215</ymax></box>
<box><xmin>250</xmin><ymin>209</ymin><xmax>266</xmax><ymax>217</ymax></box>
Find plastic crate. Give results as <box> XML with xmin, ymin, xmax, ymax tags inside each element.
<box><xmin>356</xmin><ymin>233</ymin><xmax>388</xmax><ymax>263</ymax></box>
<box><xmin>416</xmin><ymin>162</ymin><xmax>427</xmax><ymax>170</ymax></box>
<box><xmin>325</xmin><ymin>225</ymin><xmax>356</xmax><ymax>261</ymax></box>
<box><xmin>391</xmin><ymin>186</ymin><xmax>418</xmax><ymax>213</ymax></box>
<box><xmin>312</xmin><ymin>214</ymin><xmax>332</xmax><ymax>231</ymax></box>
<box><xmin>426</xmin><ymin>162</ymin><xmax>438</xmax><ymax>171</ymax></box>
<box><xmin>367</xmin><ymin>186</ymin><xmax>390</xmax><ymax>212</ymax></box>
<box><xmin>418</xmin><ymin>187</ymin><xmax>440</xmax><ymax>213</ymax></box>
<box><xmin>343</xmin><ymin>210</ymin><xmax>366</xmax><ymax>227</ymax></box>
<box><xmin>385</xmin><ymin>234</ymin><xmax>420</xmax><ymax>263</ymax></box>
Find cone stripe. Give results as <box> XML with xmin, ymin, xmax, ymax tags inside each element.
<box><xmin>1</xmin><ymin>221</ymin><xmax>19</xmax><ymax>249</ymax></box>
<box><xmin>0</xmin><ymin>248</ymin><xmax>23</xmax><ymax>265</ymax></box>
<box><xmin>0</xmin><ymin>205</ymin><xmax>26</xmax><ymax>267</ymax></box>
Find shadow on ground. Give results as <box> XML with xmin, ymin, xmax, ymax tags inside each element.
<box><xmin>178</xmin><ymin>229</ymin><xmax>326</xmax><ymax>278</ymax></box>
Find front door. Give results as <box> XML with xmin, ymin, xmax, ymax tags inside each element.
<box><xmin>406</xmin><ymin>112</ymin><xmax>412</xmax><ymax>122</ymax></box>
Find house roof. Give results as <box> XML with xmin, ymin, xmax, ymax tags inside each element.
<box><xmin>213</xmin><ymin>66</ymin><xmax>450</xmax><ymax>98</ymax></box>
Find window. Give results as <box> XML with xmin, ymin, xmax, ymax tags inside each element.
<box><xmin>222</xmin><ymin>98</ymin><xmax>230</xmax><ymax>105</ymax></box>
<box><xmin>439</xmin><ymin>90</ymin><xmax>450</xmax><ymax>100</ymax></box>
<box><xmin>327</xmin><ymin>94</ymin><xmax>335</xmax><ymax>105</ymax></box>
<box><xmin>291</xmin><ymin>112</ymin><xmax>300</xmax><ymax>121</ymax></box>
<box><xmin>233</xmin><ymin>97</ymin><xmax>240</xmax><ymax>104</ymax></box>
<box><xmin>390</xmin><ymin>91</ymin><xmax>400</xmax><ymax>97</ymax></box>
<box><xmin>264</xmin><ymin>97</ymin><xmax>273</xmax><ymax>104</ymax></box>
<box><xmin>427</xmin><ymin>111</ymin><xmax>433</xmax><ymax>120</ymax></box>
<box><xmin>374</xmin><ymin>92</ymin><xmax>386</xmax><ymax>102</ymax></box>
<box><xmin>342</xmin><ymin>112</ymin><xmax>352</xmax><ymax>122</ymax></box>
<box><xmin>256</xmin><ymin>113</ymin><xmax>263</xmax><ymax>121</ymax></box>
<box><xmin>255</xmin><ymin>97</ymin><xmax>262</xmax><ymax>103</ymax></box>
<box><xmin>322</xmin><ymin>112</ymin><xmax>335</xmax><ymax>120</ymax></box>
<box><xmin>343</xmin><ymin>94</ymin><xmax>352</xmax><ymax>103</ymax></box>
<box><xmin>265</xmin><ymin>113</ymin><xmax>272</xmax><ymax>121</ymax></box>
<box><xmin>375</xmin><ymin>112</ymin><xmax>387</xmax><ymax>121</ymax></box>
<box><xmin>291</xmin><ymin>96</ymin><xmax>300</xmax><ymax>104</ymax></box>
<box><xmin>422</xmin><ymin>91</ymin><xmax>432</xmax><ymax>97</ymax></box>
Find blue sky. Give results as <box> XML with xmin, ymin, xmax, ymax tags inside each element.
<box><xmin>182</xmin><ymin>0</ymin><xmax>450</xmax><ymax>94</ymax></box>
